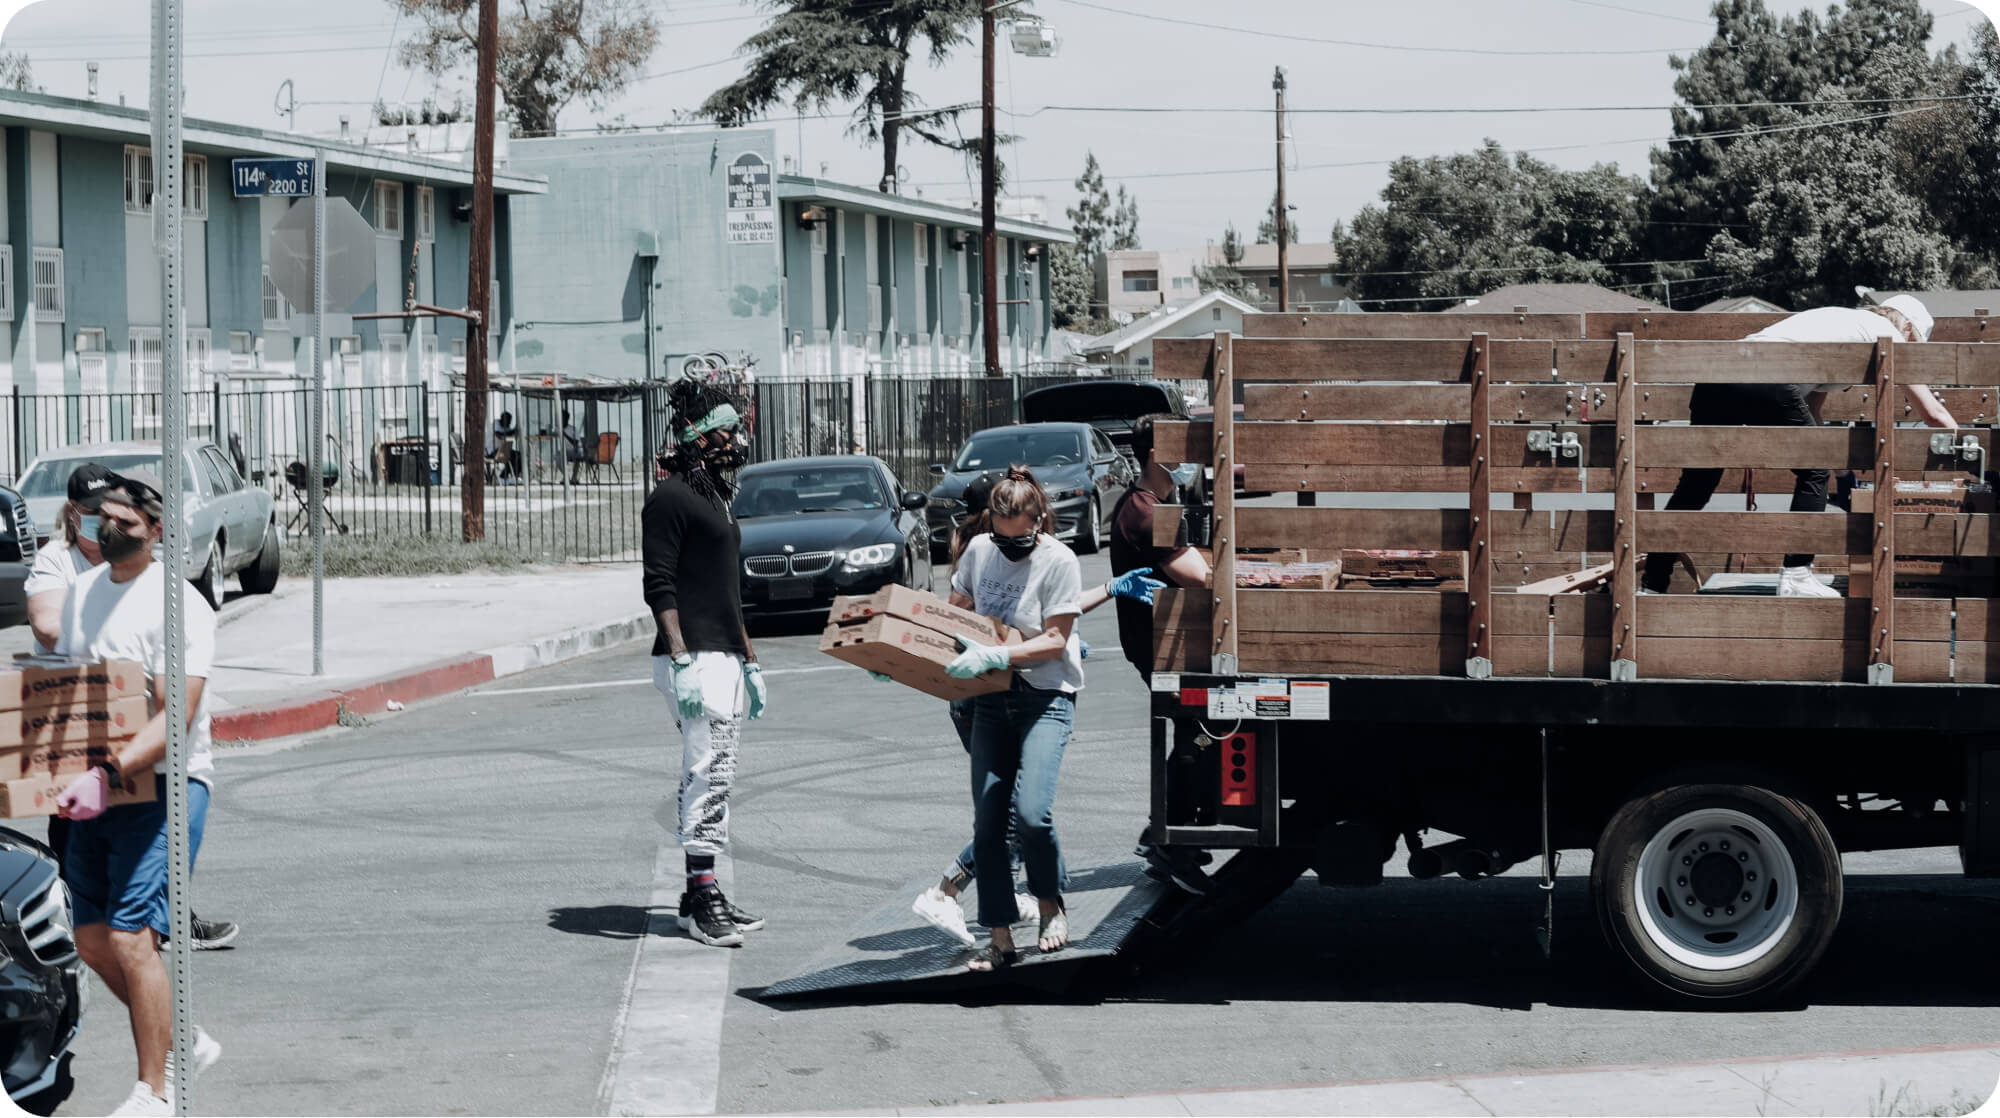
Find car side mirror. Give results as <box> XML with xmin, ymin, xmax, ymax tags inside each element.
<box><xmin>929</xmin><ymin>463</ymin><xmax>947</xmax><ymax>476</ymax></box>
<box><xmin>902</xmin><ymin>491</ymin><xmax>928</xmax><ymax>510</ymax></box>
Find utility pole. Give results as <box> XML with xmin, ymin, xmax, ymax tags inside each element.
<box><xmin>463</xmin><ymin>0</ymin><xmax>497</xmax><ymax>541</ymax></box>
<box><xmin>981</xmin><ymin>2</ymin><xmax>1001</xmax><ymax>377</ymax></box>
<box><xmin>1274</xmin><ymin>66</ymin><xmax>1288</xmax><ymax>314</ymax></box>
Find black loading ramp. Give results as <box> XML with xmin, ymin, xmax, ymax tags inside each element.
<box><xmin>760</xmin><ymin>862</ymin><xmax>1172</xmax><ymax>1000</ymax></box>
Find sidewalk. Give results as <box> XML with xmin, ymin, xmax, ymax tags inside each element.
<box><xmin>0</xmin><ymin>564</ymin><xmax>654</xmax><ymax>741</ymax></box>
<box><xmin>801</xmin><ymin>1042</ymin><xmax>2000</xmax><ymax>1117</ymax></box>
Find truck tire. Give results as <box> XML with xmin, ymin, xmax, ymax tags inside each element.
<box><xmin>1591</xmin><ymin>782</ymin><xmax>1842</xmax><ymax>1003</ymax></box>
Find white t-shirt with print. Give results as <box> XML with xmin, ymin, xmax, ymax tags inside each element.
<box><xmin>1743</xmin><ymin>307</ymin><xmax>1900</xmax><ymax>392</ymax></box>
<box><xmin>952</xmin><ymin>533</ymin><xmax>1086</xmax><ymax>693</ymax></box>
<box><xmin>24</xmin><ymin>544</ymin><xmax>92</xmax><ymax>654</ymax></box>
<box><xmin>56</xmin><ymin>561</ymin><xmax>216</xmax><ymax>785</ymax></box>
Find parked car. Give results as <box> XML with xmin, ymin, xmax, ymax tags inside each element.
<box><xmin>0</xmin><ymin>484</ymin><xmax>35</xmax><ymax>630</ymax></box>
<box><xmin>732</xmin><ymin>455</ymin><xmax>934</xmax><ymax>616</ymax></box>
<box><xmin>1019</xmin><ymin>380</ymin><xmax>1188</xmax><ymax>468</ymax></box>
<box><xmin>15</xmin><ymin>440</ymin><xmax>281</xmax><ymax>609</ymax></box>
<box><xmin>0</xmin><ymin>826</ymin><xmax>81</xmax><ymax>1116</ymax></box>
<box><xmin>926</xmin><ymin>421</ymin><xmax>1136</xmax><ymax>558</ymax></box>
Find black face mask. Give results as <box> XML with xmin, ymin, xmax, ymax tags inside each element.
<box><xmin>991</xmin><ymin>530</ymin><xmax>1038</xmax><ymax>562</ymax></box>
<box><xmin>98</xmin><ymin>519</ymin><xmax>148</xmax><ymax>562</ymax></box>
<box><xmin>699</xmin><ymin>429</ymin><xmax>749</xmax><ymax>472</ymax></box>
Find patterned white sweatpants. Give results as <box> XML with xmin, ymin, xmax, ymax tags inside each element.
<box><xmin>653</xmin><ymin>652</ymin><xmax>748</xmax><ymax>857</ymax></box>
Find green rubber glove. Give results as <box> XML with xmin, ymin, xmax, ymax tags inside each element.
<box><xmin>946</xmin><ymin>636</ymin><xmax>1013</xmax><ymax>679</ymax></box>
<box><xmin>744</xmin><ymin>663</ymin><xmax>767</xmax><ymax>720</ymax></box>
<box><xmin>672</xmin><ymin>655</ymin><xmax>704</xmax><ymax>720</ymax></box>
<box><xmin>867</xmin><ymin>671</ymin><xmax>894</xmax><ymax>683</ymax></box>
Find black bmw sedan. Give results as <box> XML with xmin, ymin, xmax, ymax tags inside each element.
<box><xmin>732</xmin><ymin>455</ymin><xmax>934</xmax><ymax>616</ymax></box>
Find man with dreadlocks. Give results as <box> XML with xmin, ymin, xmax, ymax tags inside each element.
<box><xmin>643</xmin><ymin>378</ymin><xmax>768</xmax><ymax>948</ymax></box>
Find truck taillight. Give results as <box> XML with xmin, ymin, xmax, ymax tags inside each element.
<box><xmin>1220</xmin><ymin>730</ymin><xmax>1256</xmax><ymax>807</ymax></box>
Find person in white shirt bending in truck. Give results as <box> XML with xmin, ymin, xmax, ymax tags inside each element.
<box><xmin>1641</xmin><ymin>294</ymin><xmax>1958</xmax><ymax>598</ymax></box>
<box><xmin>51</xmin><ymin>469</ymin><xmax>222</xmax><ymax>1116</ymax></box>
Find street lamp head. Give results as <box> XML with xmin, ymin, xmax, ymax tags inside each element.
<box><xmin>1273</xmin><ymin>66</ymin><xmax>1287</xmax><ymax>90</ymax></box>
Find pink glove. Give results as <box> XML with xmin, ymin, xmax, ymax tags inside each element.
<box><xmin>55</xmin><ymin>768</ymin><xmax>110</xmax><ymax>821</ymax></box>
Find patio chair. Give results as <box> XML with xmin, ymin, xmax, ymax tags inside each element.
<box><xmin>585</xmin><ymin>432</ymin><xmax>621</xmax><ymax>484</ymax></box>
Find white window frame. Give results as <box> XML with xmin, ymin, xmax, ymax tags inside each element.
<box><xmin>32</xmin><ymin>247</ymin><xmax>62</xmax><ymax>319</ymax></box>
<box><xmin>228</xmin><ymin>330</ymin><xmax>254</xmax><ymax>370</ymax></box>
<box><xmin>262</xmin><ymin>264</ymin><xmax>292</xmax><ymax>329</ymax></box>
<box><xmin>416</xmin><ymin>185</ymin><xmax>435</xmax><ymax>242</ymax></box>
<box><xmin>128</xmin><ymin>328</ymin><xmax>164</xmax><ymax>432</ymax></box>
<box><xmin>183</xmin><ymin>155</ymin><xmax>207</xmax><ymax>220</ymax></box>
<box><xmin>374</xmin><ymin>180</ymin><xmax>404</xmax><ymax>237</ymax></box>
<box><xmin>122</xmin><ymin>147</ymin><xmax>206</xmax><ymax>216</ymax></box>
<box><xmin>186</xmin><ymin>334</ymin><xmax>215</xmax><ymax>433</ymax></box>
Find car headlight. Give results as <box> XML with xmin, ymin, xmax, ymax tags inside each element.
<box><xmin>842</xmin><ymin>543</ymin><xmax>899</xmax><ymax>568</ymax></box>
<box><xmin>1052</xmin><ymin>486</ymin><xmax>1087</xmax><ymax>501</ymax></box>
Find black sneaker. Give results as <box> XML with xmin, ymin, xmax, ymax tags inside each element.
<box><xmin>715</xmin><ymin>889</ymin><xmax>765</xmax><ymax>933</ymax></box>
<box><xmin>190</xmin><ymin>915</ymin><xmax>239</xmax><ymax>951</ymax></box>
<box><xmin>677</xmin><ymin>890</ymin><xmax>745</xmax><ymax>947</ymax></box>
<box><xmin>1137</xmin><ymin>843</ymin><xmax>1212</xmax><ymax>896</ymax></box>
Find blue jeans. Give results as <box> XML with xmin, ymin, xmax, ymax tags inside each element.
<box><xmin>969</xmin><ymin>681</ymin><xmax>1074</xmax><ymax>929</ymax></box>
<box><xmin>948</xmin><ymin>700</ymin><xmax>1067</xmax><ymax>886</ymax></box>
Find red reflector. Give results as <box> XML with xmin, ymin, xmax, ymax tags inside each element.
<box><xmin>1179</xmin><ymin>688</ymin><xmax>1207</xmax><ymax>708</ymax></box>
<box><xmin>1220</xmin><ymin>731</ymin><xmax>1257</xmax><ymax>807</ymax></box>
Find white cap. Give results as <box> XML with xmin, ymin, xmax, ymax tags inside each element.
<box><xmin>1880</xmin><ymin>294</ymin><xmax>1933</xmax><ymax>342</ymax></box>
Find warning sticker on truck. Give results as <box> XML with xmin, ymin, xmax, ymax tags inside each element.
<box><xmin>1202</xmin><ymin>679</ymin><xmax>1330</xmax><ymax>721</ymax></box>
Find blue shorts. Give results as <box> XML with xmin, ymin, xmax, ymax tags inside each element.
<box><xmin>64</xmin><ymin>776</ymin><xmax>209</xmax><ymax>936</ymax></box>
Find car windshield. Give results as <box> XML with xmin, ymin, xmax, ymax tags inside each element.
<box><xmin>952</xmin><ymin>429</ymin><xmax>1085</xmax><ymax>471</ymax></box>
<box><xmin>732</xmin><ymin>466</ymin><xmax>886</xmax><ymax>518</ymax></box>
<box><xmin>16</xmin><ymin>453</ymin><xmax>196</xmax><ymax>499</ymax></box>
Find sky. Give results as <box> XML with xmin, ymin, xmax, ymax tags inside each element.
<box><xmin>0</xmin><ymin>0</ymin><xmax>1994</xmax><ymax>259</ymax></box>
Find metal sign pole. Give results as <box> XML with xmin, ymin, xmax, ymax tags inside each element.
<box><xmin>150</xmin><ymin>0</ymin><xmax>195</xmax><ymax>1110</ymax></box>
<box><xmin>310</xmin><ymin>151</ymin><xmax>326</xmax><ymax>677</ymax></box>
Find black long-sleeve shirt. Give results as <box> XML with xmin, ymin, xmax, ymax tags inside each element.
<box><xmin>642</xmin><ymin>474</ymin><xmax>749</xmax><ymax>658</ymax></box>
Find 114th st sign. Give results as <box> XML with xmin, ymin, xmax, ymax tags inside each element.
<box><xmin>232</xmin><ymin>157</ymin><xmax>317</xmax><ymax>198</ymax></box>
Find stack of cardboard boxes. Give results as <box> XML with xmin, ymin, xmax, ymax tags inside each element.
<box><xmin>820</xmin><ymin>586</ymin><xmax>1023</xmax><ymax>700</ymax></box>
<box><xmin>0</xmin><ymin>657</ymin><xmax>154</xmax><ymax>817</ymax></box>
<box><xmin>1849</xmin><ymin>480</ymin><xmax>1996</xmax><ymax>598</ymax></box>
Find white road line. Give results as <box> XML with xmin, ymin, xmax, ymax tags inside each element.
<box><xmin>599</xmin><ymin>844</ymin><xmax>738</xmax><ymax>1116</ymax></box>
<box><xmin>483</xmin><ymin>664</ymin><xmax>848</xmax><ymax>697</ymax></box>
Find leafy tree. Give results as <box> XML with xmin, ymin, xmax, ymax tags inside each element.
<box><xmin>1048</xmin><ymin>243</ymin><xmax>1094</xmax><ymax>328</ymax></box>
<box><xmin>1332</xmin><ymin>140</ymin><xmax>1647</xmax><ymax>309</ymax></box>
<box><xmin>0</xmin><ymin>52</ymin><xmax>32</xmax><ymax>94</ymax></box>
<box><xmin>1110</xmin><ymin>185</ymin><xmax>1141</xmax><ymax>251</ymax></box>
<box><xmin>391</xmin><ymin>0</ymin><xmax>660</xmax><ymax>138</ymax></box>
<box><xmin>1195</xmin><ymin>222</ymin><xmax>1256</xmax><ymax>299</ymax></box>
<box><xmin>700</xmin><ymin>0</ymin><xmax>983</xmax><ymax>193</ymax></box>
<box><xmin>1221</xmin><ymin>222</ymin><xmax>1245</xmax><ymax>267</ymax></box>
<box><xmin>1954</xmin><ymin>19</ymin><xmax>2000</xmax><ymax>273</ymax></box>
<box><xmin>1256</xmin><ymin>192</ymin><xmax>1299</xmax><ymax>244</ymax></box>
<box><xmin>1067</xmin><ymin>152</ymin><xmax>1112</xmax><ymax>263</ymax></box>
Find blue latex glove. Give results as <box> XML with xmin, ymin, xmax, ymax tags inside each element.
<box><xmin>867</xmin><ymin>671</ymin><xmax>894</xmax><ymax>683</ymax></box>
<box><xmin>671</xmin><ymin>656</ymin><xmax>704</xmax><ymax>720</ymax></box>
<box><xmin>946</xmin><ymin>636</ymin><xmax>1013</xmax><ymax>679</ymax></box>
<box><xmin>1109</xmin><ymin>567</ymin><xmax>1167</xmax><ymax>605</ymax></box>
<box><xmin>744</xmin><ymin>663</ymin><xmax>767</xmax><ymax>720</ymax></box>
<box><xmin>1080</xmin><ymin>638</ymin><xmax>1092</xmax><ymax>660</ymax></box>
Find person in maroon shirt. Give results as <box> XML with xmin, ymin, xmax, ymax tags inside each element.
<box><xmin>1108</xmin><ymin>414</ymin><xmax>1216</xmax><ymax>893</ymax></box>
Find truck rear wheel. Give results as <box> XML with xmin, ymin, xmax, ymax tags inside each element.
<box><xmin>1591</xmin><ymin>783</ymin><xmax>1842</xmax><ymax>1003</ymax></box>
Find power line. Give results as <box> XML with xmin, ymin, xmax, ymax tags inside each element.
<box><xmin>1049</xmin><ymin>0</ymin><xmax>1705</xmax><ymax>56</ymax></box>
<box><xmin>1007</xmin><ymin>94</ymin><xmax>1977</xmax><ymax>117</ymax></box>
<box><xmin>1551</xmin><ymin>0</ymin><xmax>1712</xmax><ymax>26</ymax></box>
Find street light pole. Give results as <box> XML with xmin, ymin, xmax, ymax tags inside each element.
<box><xmin>1274</xmin><ymin>66</ymin><xmax>1288</xmax><ymax>314</ymax></box>
<box><xmin>981</xmin><ymin>2</ymin><xmax>1000</xmax><ymax>378</ymax></box>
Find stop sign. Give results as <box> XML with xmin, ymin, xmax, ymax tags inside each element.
<box><xmin>268</xmin><ymin>196</ymin><xmax>378</xmax><ymax>312</ymax></box>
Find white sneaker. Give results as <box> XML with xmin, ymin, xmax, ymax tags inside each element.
<box><xmin>108</xmin><ymin>1081</ymin><xmax>171</xmax><ymax>1116</ymax></box>
<box><xmin>1777</xmin><ymin>565</ymin><xmax>1840</xmax><ymax>598</ymax></box>
<box><xmin>912</xmin><ymin>886</ymin><xmax>974</xmax><ymax>947</ymax></box>
<box><xmin>163</xmin><ymin>1025</ymin><xmax>221</xmax><ymax>1103</ymax></box>
<box><xmin>1015</xmin><ymin>893</ymin><xmax>1039</xmax><ymax>923</ymax></box>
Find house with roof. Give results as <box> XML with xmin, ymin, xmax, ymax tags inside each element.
<box><xmin>1097</xmin><ymin>242</ymin><xmax>1344</xmax><ymax>319</ymax></box>
<box><xmin>1444</xmin><ymin>282</ymin><xmax>1656</xmax><ymax>314</ymax></box>
<box><xmin>1695</xmin><ymin>295</ymin><xmax>1788</xmax><ymax>314</ymax></box>
<box><xmin>1074</xmin><ymin>289</ymin><xmax>1258</xmax><ymax>373</ymax></box>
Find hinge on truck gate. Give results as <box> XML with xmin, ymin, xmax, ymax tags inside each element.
<box><xmin>1929</xmin><ymin>433</ymin><xmax>1985</xmax><ymax>462</ymax></box>
<box><xmin>1525</xmin><ymin>429</ymin><xmax>1581</xmax><ymax>458</ymax></box>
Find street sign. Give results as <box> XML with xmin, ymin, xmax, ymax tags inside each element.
<box><xmin>726</xmin><ymin>151</ymin><xmax>774</xmax><ymax>244</ymax></box>
<box><xmin>231</xmin><ymin>156</ymin><xmax>316</xmax><ymax>198</ymax></box>
<box><xmin>268</xmin><ymin>195</ymin><xmax>376</xmax><ymax>312</ymax></box>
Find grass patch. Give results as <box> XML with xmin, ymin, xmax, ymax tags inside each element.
<box><xmin>280</xmin><ymin>532</ymin><xmax>545</xmax><ymax>579</ymax></box>
<box><xmin>1870</xmin><ymin>1083</ymin><xmax>1983</xmax><ymax>1116</ymax></box>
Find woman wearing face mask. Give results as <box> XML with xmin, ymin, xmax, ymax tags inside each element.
<box><xmin>26</xmin><ymin>462</ymin><xmax>116</xmax><ymax>654</ymax></box>
<box><xmin>943</xmin><ymin>466</ymin><xmax>1087</xmax><ymax>970</ymax></box>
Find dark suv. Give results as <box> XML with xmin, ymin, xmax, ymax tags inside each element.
<box><xmin>0</xmin><ymin>826</ymin><xmax>79</xmax><ymax>1115</ymax></box>
<box><xmin>0</xmin><ymin>484</ymin><xmax>33</xmax><ymax>629</ymax></box>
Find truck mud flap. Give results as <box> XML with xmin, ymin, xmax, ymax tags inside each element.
<box><xmin>758</xmin><ymin>862</ymin><xmax>1171</xmax><ymax>1000</ymax></box>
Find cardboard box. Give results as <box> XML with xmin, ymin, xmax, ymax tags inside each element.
<box><xmin>0</xmin><ymin>767</ymin><xmax>154</xmax><ymax>819</ymax></box>
<box><xmin>1235</xmin><ymin>560</ymin><xmax>1340</xmax><ymax>589</ymax></box>
<box><xmin>0</xmin><ymin>742</ymin><xmax>115</xmax><ymax>779</ymax></box>
<box><xmin>1237</xmin><ymin>548</ymin><xmax>1314</xmax><ymax>565</ymax></box>
<box><xmin>0</xmin><ymin>695</ymin><xmax>149</xmax><ymax>750</ymax></box>
<box><xmin>1851</xmin><ymin>480</ymin><xmax>1998</xmax><ymax>515</ymax></box>
<box><xmin>1340</xmin><ymin>549</ymin><xmax>1467</xmax><ymax>581</ymax></box>
<box><xmin>0</xmin><ymin>657</ymin><xmax>148</xmax><ymax>713</ymax></box>
<box><xmin>828</xmin><ymin>586</ymin><xmax>1021</xmax><ymax>647</ymax></box>
<box><xmin>820</xmin><ymin>614</ymin><xmax>1014</xmax><ymax>701</ymax></box>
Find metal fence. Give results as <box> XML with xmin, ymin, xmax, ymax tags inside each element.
<box><xmin>0</xmin><ymin>370</ymin><xmax>1173</xmax><ymax>559</ymax></box>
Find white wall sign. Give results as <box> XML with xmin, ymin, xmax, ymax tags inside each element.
<box><xmin>726</xmin><ymin>151</ymin><xmax>775</xmax><ymax>244</ymax></box>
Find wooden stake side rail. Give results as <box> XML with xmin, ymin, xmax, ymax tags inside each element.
<box><xmin>1231</xmin><ymin>309</ymin><xmax>1992</xmax><ymax>343</ymax></box>
<box><xmin>1163</xmin><ymin>329</ymin><xmax>1998</xmax><ymax>686</ymax></box>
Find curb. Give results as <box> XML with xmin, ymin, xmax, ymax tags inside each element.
<box><xmin>213</xmin><ymin>611</ymin><xmax>650</xmax><ymax>743</ymax></box>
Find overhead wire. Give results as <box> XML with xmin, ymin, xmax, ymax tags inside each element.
<box><xmin>1047</xmin><ymin>0</ymin><xmax>1705</xmax><ymax>55</ymax></box>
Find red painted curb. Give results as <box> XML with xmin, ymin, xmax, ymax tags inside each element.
<box><xmin>213</xmin><ymin>653</ymin><xmax>497</xmax><ymax>742</ymax></box>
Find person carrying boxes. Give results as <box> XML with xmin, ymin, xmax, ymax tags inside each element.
<box><xmin>49</xmin><ymin>469</ymin><xmax>222</xmax><ymax>1116</ymax></box>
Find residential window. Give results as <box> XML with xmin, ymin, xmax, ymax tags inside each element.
<box><xmin>129</xmin><ymin>329</ymin><xmax>163</xmax><ymax>394</ymax></box>
<box><xmin>229</xmin><ymin>330</ymin><xmax>254</xmax><ymax>370</ymax></box>
<box><xmin>262</xmin><ymin>265</ymin><xmax>292</xmax><ymax>328</ymax></box>
<box><xmin>914</xmin><ymin>222</ymin><xmax>928</xmax><ymax>266</ymax></box>
<box><xmin>122</xmin><ymin>147</ymin><xmax>206</xmax><ymax>216</ymax></box>
<box><xmin>374</xmin><ymin>180</ymin><xmax>404</xmax><ymax>237</ymax></box>
<box><xmin>379</xmin><ymin>334</ymin><xmax>408</xmax><ymax>421</ymax></box>
<box><xmin>32</xmin><ymin>248</ymin><xmax>62</xmax><ymax>318</ymax></box>
<box><xmin>1171</xmin><ymin>275</ymin><xmax>1194</xmax><ymax>291</ymax></box>
<box><xmin>76</xmin><ymin>328</ymin><xmax>108</xmax><ymax>441</ymax></box>
<box><xmin>1121</xmin><ymin>270</ymin><xmax>1159</xmax><ymax>293</ymax></box>
<box><xmin>417</xmin><ymin>186</ymin><xmax>435</xmax><ymax>242</ymax></box>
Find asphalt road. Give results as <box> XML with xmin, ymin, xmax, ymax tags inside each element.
<box><xmin>48</xmin><ymin>551</ymin><xmax>2000</xmax><ymax>1115</ymax></box>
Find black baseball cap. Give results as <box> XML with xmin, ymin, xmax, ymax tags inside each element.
<box><xmin>67</xmin><ymin>462</ymin><xmax>116</xmax><ymax>511</ymax></box>
<box><xmin>961</xmin><ymin>472</ymin><xmax>998</xmax><ymax>515</ymax></box>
